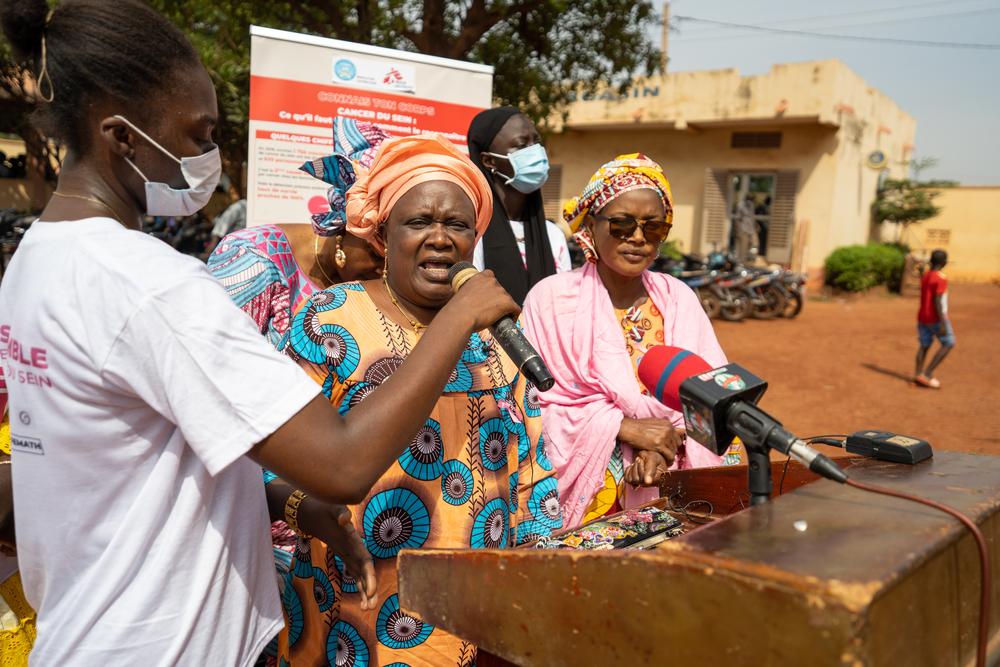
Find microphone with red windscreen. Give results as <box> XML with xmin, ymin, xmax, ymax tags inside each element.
<box><xmin>637</xmin><ymin>345</ymin><xmax>847</xmax><ymax>485</ymax></box>
<box><xmin>637</xmin><ymin>346</ymin><xmax>713</xmax><ymax>412</ymax></box>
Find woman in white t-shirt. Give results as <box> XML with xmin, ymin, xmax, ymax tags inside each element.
<box><xmin>0</xmin><ymin>2</ymin><xmax>517</xmax><ymax>666</ymax></box>
<box><xmin>467</xmin><ymin>107</ymin><xmax>571</xmax><ymax>305</ymax></box>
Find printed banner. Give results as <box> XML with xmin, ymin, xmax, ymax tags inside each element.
<box><xmin>247</xmin><ymin>26</ymin><xmax>494</xmax><ymax>228</ymax></box>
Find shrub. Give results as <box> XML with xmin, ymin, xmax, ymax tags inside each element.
<box><xmin>659</xmin><ymin>240</ymin><xmax>683</xmax><ymax>261</ymax></box>
<box><xmin>824</xmin><ymin>243</ymin><xmax>906</xmax><ymax>292</ymax></box>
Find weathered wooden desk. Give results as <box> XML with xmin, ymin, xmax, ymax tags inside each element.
<box><xmin>398</xmin><ymin>451</ymin><xmax>1000</xmax><ymax>666</ymax></box>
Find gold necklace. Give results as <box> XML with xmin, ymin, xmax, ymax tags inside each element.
<box><xmin>313</xmin><ymin>235</ymin><xmax>337</xmax><ymax>287</ymax></box>
<box><xmin>51</xmin><ymin>190</ymin><xmax>126</xmax><ymax>226</ymax></box>
<box><xmin>381</xmin><ymin>254</ymin><xmax>426</xmax><ymax>333</ymax></box>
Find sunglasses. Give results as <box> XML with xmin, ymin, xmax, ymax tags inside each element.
<box><xmin>592</xmin><ymin>214</ymin><xmax>672</xmax><ymax>245</ymax></box>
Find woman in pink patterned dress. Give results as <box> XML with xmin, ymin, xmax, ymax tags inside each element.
<box><xmin>209</xmin><ymin>119</ymin><xmax>386</xmax><ymax>351</ymax></box>
<box><xmin>207</xmin><ymin>120</ymin><xmax>387</xmax><ymax>666</ymax></box>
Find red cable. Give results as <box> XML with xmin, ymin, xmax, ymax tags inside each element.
<box><xmin>845</xmin><ymin>478</ymin><xmax>991</xmax><ymax>667</ymax></box>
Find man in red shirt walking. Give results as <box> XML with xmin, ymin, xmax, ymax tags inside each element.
<box><xmin>915</xmin><ymin>249</ymin><xmax>955</xmax><ymax>388</ymax></box>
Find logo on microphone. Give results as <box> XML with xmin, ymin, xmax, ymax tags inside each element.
<box><xmin>683</xmin><ymin>404</ymin><xmax>714</xmax><ymax>442</ymax></box>
<box><xmin>714</xmin><ymin>372</ymin><xmax>746</xmax><ymax>391</ymax></box>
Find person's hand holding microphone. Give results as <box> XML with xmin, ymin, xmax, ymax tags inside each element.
<box><xmin>448</xmin><ymin>262</ymin><xmax>555</xmax><ymax>391</ymax></box>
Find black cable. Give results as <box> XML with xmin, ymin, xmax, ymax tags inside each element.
<box><xmin>778</xmin><ymin>435</ymin><xmax>849</xmax><ymax>496</ymax></box>
<box><xmin>778</xmin><ymin>456</ymin><xmax>792</xmax><ymax>496</ymax></box>
<box><xmin>674</xmin><ymin>15</ymin><xmax>1000</xmax><ymax>49</ymax></box>
<box><xmin>676</xmin><ymin>6</ymin><xmax>1000</xmax><ymax>41</ymax></box>
<box><xmin>810</xmin><ymin>437</ymin><xmax>847</xmax><ymax>448</ymax></box>
<box><xmin>666</xmin><ymin>492</ymin><xmax>715</xmax><ymax>523</ymax></box>
<box><xmin>676</xmin><ymin>0</ymin><xmax>984</xmax><ymax>36</ymax></box>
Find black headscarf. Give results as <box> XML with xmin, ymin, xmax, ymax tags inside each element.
<box><xmin>468</xmin><ymin>106</ymin><xmax>557</xmax><ymax>305</ymax></box>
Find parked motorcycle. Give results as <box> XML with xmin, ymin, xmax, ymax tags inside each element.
<box><xmin>780</xmin><ymin>271</ymin><xmax>805</xmax><ymax>318</ymax></box>
<box><xmin>655</xmin><ymin>251</ymin><xmax>805</xmax><ymax>321</ymax></box>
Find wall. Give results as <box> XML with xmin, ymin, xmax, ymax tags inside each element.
<box><xmin>905</xmin><ymin>187</ymin><xmax>1000</xmax><ymax>282</ymax></box>
<box><xmin>546</xmin><ymin>59</ymin><xmax>917</xmax><ymax>273</ymax></box>
<box><xmin>546</xmin><ymin>123</ymin><xmax>837</xmax><ymax>268</ymax></box>
<box><xmin>0</xmin><ymin>180</ymin><xmax>31</xmax><ymax>211</ymax></box>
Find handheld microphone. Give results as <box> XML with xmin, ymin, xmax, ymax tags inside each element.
<box><xmin>638</xmin><ymin>345</ymin><xmax>847</xmax><ymax>484</ymax></box>
<box><xmin>448</xmin><ymin>262</ymin><xmax>555</xmax><ymax>392</ymax></box>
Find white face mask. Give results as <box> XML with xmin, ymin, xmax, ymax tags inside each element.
<box><xmin>114</xmin><ymin>114</ymin><xmax>222</xmax><ymax>217</ymax></box>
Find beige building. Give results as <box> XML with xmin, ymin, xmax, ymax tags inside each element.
<box><xmin>904</xmin><ymin>186</ymin><xmax>1000</xmax><ymax>282</ymax></box>
<box><xmin>542</xmin><ymin>59</ymin><xmax>917</xmax><ymax>274</ymax></box>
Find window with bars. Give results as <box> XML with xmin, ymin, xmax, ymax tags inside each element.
<box><xmin>700</xmin><ymin>169</ymin><xmax>798</xmax><ymax>263</ymax></box>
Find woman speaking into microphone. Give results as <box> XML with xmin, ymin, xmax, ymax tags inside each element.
<box><xmin>0</xmin><ymin>2</ymin><xmax>520</xmax><ymax>665</ymax></box>
<box><xmin>278</xmin><ymin>128</ymin><xmax>562</xmax><ymax>666</ymax></box>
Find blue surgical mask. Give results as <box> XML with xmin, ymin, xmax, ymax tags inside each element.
<box><xmin>486</xmin><ymin>143</ymin><xmax>549</xmax><ymax>194</ymax></box>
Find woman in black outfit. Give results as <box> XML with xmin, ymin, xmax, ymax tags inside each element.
<box><xmin>467</xmin><ymin>107</ymin><xmax>570</xmax><ymax>305</ymax></box>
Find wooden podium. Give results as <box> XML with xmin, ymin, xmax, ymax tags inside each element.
<box><xmin>398</xmin><ymin>451</ymin><xmax>1000</xmax><ymax>666</ymax></box>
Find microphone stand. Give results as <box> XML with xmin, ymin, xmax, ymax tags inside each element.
<box><xmin>745</xmin><ymin>446</ymin><xmax>773</xmax><ymax>506</ymax></box>
<box><xmin>726</xmin><ymin>403</ymin><xmax>847</xmax><ymax>504</ymax></box>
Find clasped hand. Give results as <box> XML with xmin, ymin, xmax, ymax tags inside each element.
<box><xmin>619</xmin><ymin>417</ymin><xmax>685</xmax><ymax>487</ymax></box>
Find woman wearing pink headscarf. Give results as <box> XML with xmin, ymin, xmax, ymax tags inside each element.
<box><xmin>522</xmin><ymin>154</ymin><xmax>728</xmax><ymax>529</ymax></box>
<box><xmin>277</xmin><ymin>132</ymin><xmax>562</xmax><ymax>666</ymax></box>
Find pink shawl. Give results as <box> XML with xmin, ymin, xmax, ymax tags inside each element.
<box><xmin>522</xmin><ymin>263</ymin><xmax>727</xmax><ymax>528</ymax></box>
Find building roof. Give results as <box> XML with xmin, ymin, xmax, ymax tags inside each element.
<box><xmin>557</xmin><ymin>59</ymin><xmax>916</xmax><ymax>136</ymax></box>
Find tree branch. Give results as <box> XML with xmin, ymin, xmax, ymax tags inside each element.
<box><xmin>447</xmin><ymin>0</ymin><xmax>520</xmax><ymax>59</ymax></box>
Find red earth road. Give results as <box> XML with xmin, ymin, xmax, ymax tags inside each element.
<box><xmin>713</xmin><ymin>283</ymin><xmax>1000</xmax><ymax>457</ymax></box>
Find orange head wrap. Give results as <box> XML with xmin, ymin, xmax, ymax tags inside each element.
<box><xmin>345</xmin><ymin>134</ymin><xmax>493</xmax><ymax>256</ymax></box>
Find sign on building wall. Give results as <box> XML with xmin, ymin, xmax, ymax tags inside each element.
<box><xmin>247</xmin><ymin>26</ymin><xmax>494</xmax><ymax>227</ymax></box>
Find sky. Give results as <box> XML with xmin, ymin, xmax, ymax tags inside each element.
<box><xmin>656</xmin><ymin>0</ymin><xmax>1000</xmax><ymax>185</ymax></box>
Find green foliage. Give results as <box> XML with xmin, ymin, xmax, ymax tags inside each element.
<box><xmin>872</xmin><ymin>178</ymin><xmax>954</xmax><ymax>229</ymax></box>
<box><xmin>880</xmin><ymin>240</ymin><xmax>911</xmax><ymax>255</ymax></box>
<box><xmin>467</xmin><ymin>1</ymin><xmax>661</xmax><ymax>124</ymax></box>
<box><xmin>0</xmin><ymin>0</ymin><xmax>661</xmax><ymax>194</ymax></box>
<box><xmin>659</xmin><ymin>239</ymin><xmax>682</xmax><ymax>260</ymax></box>
<box><xmin>908</xmin><ymin>155</ymin><xmax>938</xmax><ymax>180</ymax></box>
<box><xmin>824</xmin><ymin>243</ymin><xmax>907</xmax><ymax>292</ymax></box>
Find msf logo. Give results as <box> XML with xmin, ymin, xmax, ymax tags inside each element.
<box><xmin>383</xmin><ymin>67</ymin><xmax>404</xmax><ymax>85</ymax></box>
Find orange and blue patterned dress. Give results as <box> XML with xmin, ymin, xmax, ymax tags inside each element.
<box><xmin>277</xmin><ymin>282</ymin><xmax>562</xmax><ymax>667</ymax></box>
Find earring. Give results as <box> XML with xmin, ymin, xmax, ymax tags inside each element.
<box><xmin>334</xmin><ymin>236</ymin><xmax>347</xmax><ymax>269</ymax></box>
<box><xmin>574</xmin><ymin>229</ymin><xmax>599</xmax><ymax>264</ymax></box>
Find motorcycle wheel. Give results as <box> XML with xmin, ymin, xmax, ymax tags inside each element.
<box><xmin>782</xmin><ymin>289</ymin><xmax>804</xmax><ymax>318</ymax></box>
<box><xmin>720</xmin><ymin>295</ymin><xmax>750</xmax><ymax>321</ymax></box>
<box><xmin>697</xmin><ymin>287</ymin><xmax>721</xmax><ymax>319</ymax></box>
<box><xmin>752</xmin><ymin>285</ymin><xmax>785</xmax><ymax>320</ymax></box>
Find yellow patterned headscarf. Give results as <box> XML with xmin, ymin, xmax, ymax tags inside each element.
<box><xmin>563</xmin><ymin>153</ymin><xmax>673</xmax><ymax>232</ymax></box>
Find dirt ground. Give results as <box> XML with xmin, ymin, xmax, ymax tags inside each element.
<box><xmin>712</xmin><ymin>283</ymin><xmax>1000</xmax><ymax>457</ymax></box>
